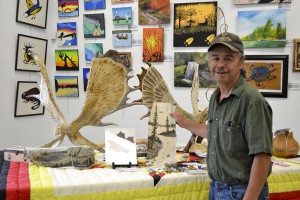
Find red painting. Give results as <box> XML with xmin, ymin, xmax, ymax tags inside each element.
<box><xmin>143</xmin><ymin>28</ymin><xmax>164</xmax><ymax>62</ymax></box>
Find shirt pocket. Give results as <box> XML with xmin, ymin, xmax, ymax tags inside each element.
<box><xmin>219</xmin><ymin>121</ymin><xmax>243</xmax><ymax>155</ymax></box>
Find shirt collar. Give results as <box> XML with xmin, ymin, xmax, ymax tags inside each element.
<box><xmin>213</xmin><ymin>75</ymin><xmax>245</xmax><ymax>98</ymax></box>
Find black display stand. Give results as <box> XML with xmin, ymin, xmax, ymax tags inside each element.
<box><xmin>112</xmin><ymin>162</ymin><xmax>136</xmax><ymax>169</ymax></box>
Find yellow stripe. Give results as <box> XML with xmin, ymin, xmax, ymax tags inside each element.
<box><xmin>268</xmin><ymin>172</ymin><xmax>300</xmax><ymax>193</ymax></box>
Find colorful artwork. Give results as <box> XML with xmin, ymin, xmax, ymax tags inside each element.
<box><xmin>111</xmin><ymin>0</ymin><xmax>133</xmax><ymax>4</ymax></box>
<box><xmin>237</xmin><ymin>9</ymin><xmax>287</xmax><ymax>48</ymax></box>
<box><xmin>138</xmin><ymin>0</ymin><xmax>170</xmax><ymax>25</ymax></box>
<box><xmin>234</xmin><ymin>0</ymin><xmax>291</xmax><ymax>4</ymax></box>
<box><xmin>143</xmin><ymin>28</ymin><xmax>164</xmax><ymax>62</ymax></box>
<box><xmin>83</xmin><ymin>68</ymin><xmax>90</xmax><ymax>91</ymax></box>
<box><xmin>118</xmin><ymin>52</ymin><xmax>132</xmax><ymax>69</ymax></box>
<box><xmin>58</xmin><ymin>0</ymin><xmax>79</xmax><ymax>17</ymax></box>
<box><xmin>112</xmin><ymin>7</ymin><xmax>132</xmax><ymax>25</ymax></box>
<box><xmin>84</xmin><ymin>43</ymin><xmax>103</xmax><ymax>63</ymax></box>
<box><xmin>83</xmin><ymin>14</ymin><xmax>105</xmax><ymax>38</ymax></box>
<box><xmin>173</xmin><ymin>2</ymin><xmax>217</xmax><ymax>47</ymax></box>
<box><xmin>57</xmin><ymin>22</ymin><xmax>77</xmax><ymax>46</ymax></box>
<box><xmin>84</xmin><ymin>0</ymin><xmax>105</xmax><ymax>10</ymax></box>
<box><xmin>55</xmin><ymin>49</ymin><xmax>79</xmax><ymax>71</ymax></box>
<box><xmin>112</xmin><ymin>30</ymin><xmax>132</xmax><ymax>47</ymax></box>
<box><xmin>54</xmin><ymin>76</ymin><xmax>79</xmax><ymax>97</ymax></box>
<box><xmin>174</xmin><ymin>52</ymin><xmax>216</xmax><ymax>88</ymax></box>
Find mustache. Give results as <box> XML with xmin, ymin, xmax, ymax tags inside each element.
<box><xmin>214</xmin><ymin>67</ymin><xmax>228</xmax><ymax>73</ymax></box>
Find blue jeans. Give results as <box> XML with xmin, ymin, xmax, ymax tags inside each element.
<box><xmin>209</xmin><ymin>181</ymin><xmax>269</xmax><ymax>200</ymax></box>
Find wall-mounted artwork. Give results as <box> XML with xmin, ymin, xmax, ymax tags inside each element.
<box><xmin>237</xmin><ymin>9</ymin><xmax>286</xmax><ymax>48</ymax></box>
<box><xmin>112</xmin><ymin>30</ymin><xmax>132</xmax><ymax>47</ymax></box>
<box><xmin>84</xmin><ymin>43</ymin><xmax>103</xmax><ymax>63</ymax></box>
<box><xmin>234</xmin><ymin>0</ymin><xmax>291</xmax><ymax>4</ymax></box>
<box><xmin>293</xmin><ymin>39</ymin><xmax>300</xmax><ymax>72</ymax></box>
<box><xmin>143</xmin><ymin>28</ymin><xmax>164</xmax><ymax>62</ymax></box>
<box><xmin>55</xmin><ymin>49</ymin><xmax>79</xmax><ymax>71</ymax></box>
<box><xmin>84</xmin><ymin>0</ymin><xmax>105</xmax><ymax>10</ymax></box>
<box><xmin>244</xmin><ymin>55</ymin><xmax>288</xmax><ymax>98</ymax></box>
<box><xmin>83</xmin><ymin>68</ymin><xmax>90</xmax><ymax>91</ymax></box>
<box><xmin>57</xmin><ymin>22</ymin><xmax>77</xmax><ymax>46</ymax></box>
<box><xmin>15</xmin><ymin>34</ymin><xmax>47</xmax><ymax>72</ymax></box>
<box><xmin>83</xmin><ymin>14</ymin><xmax>105</xmax><ymax>38</ymax></box>
<box><xmin>112</xmin><ymin>7</ymin><xmax>132</xmax><ymax>25</ymax></box>
<box><xmin>173</xmin><ymin>2</ymin><xmax>217</xmax><ymax>47</ymax></box>
<box><xmin>111</xmin><ymin>0</ymin><xmax>133</xmax><ymax>4</ymax></box>
<box><xmin>15</xmin><ymin>81</ymin><xmax>45</xmax><ymax>117</ymax></box>
<box><xmin>58</xmin><ymin>0</ymin><xmax>79</xmax><ymax>17</ymax></box>
<box><xmin>138</xmin><ymin>0</ymin><xmax>170</xmax><ymax>25</ymax></box>
<box><xmin>54</xmin><ymin>76</ymin><xmax>79</xmax><ymax>97</ymax></box>
<box><xmin>174</xmin><ymin>52</ymin><xmax>216</xmax><ymax>88</ymax></box>
<box><xmin>16</xmin><ymin>0</ymin><xmax>49</xmax><ymax>29</ymax></box>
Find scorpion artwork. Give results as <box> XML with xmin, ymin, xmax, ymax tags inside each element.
<box><xmin>33</xmin><ymin>50</ymin><xmax>207</xmax><ymax>152</ymax></box>
<box><xmin>21</xmin><ymin>87</ymin><xmax>41</xmax><ymax>110</ymax></box>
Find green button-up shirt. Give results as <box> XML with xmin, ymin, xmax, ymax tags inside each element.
<box><xmin>206</xmin><ymin>76</ymin><xmax>273</xmax><ymax>184</ymax></box>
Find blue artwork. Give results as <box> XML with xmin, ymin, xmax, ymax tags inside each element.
<box><xmin>84</xmin><ymin>0</ymin><xmax>105</xmax><ymax>10</ymax></box>
<box><xmin>84</xmin><ymin>43</ymin><xmax>103</xmax><ymax>62</ymax></box>
<box><xmin>112</xmin><ymin>7</ymin><xmax>132</xmax><ymax>25</ymax></box>
<box><xmin>57</xmin><ymin>22</ymin><xmax>77</xmax><ymax>46</ymax></box>
<box><xmin>112</xmin><ymin>30</ymin><xmax>132</xmax><ymax>47</ymax></box>
<box><xmin>83</xmin><ymin>68</ymin><xmax>90</xmax><ymax>91</ymax></box>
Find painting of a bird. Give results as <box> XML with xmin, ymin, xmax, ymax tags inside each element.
<box><xmin>24</xmin><ymin>0</ymin><xmax>42</xmax><ymax>19</ymax></box>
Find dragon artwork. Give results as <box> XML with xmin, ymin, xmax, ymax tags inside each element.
<box><xmin>33</xmin><ymin>50</ymin><xmax>207</xmax><ymax>152</ymax></box>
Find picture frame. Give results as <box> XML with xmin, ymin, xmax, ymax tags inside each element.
<box><xmin>55</xmin><ymin>49</ymin><xmax>79</xmax><ymax>71</ymax></box>
<box><xmin>15</xmin><ymin>34</ymin><xmax>48</xmax><ymax>72</ymax></box>
<box><xmin>244</xmin><ymin>55</ymin><xmax>289</xmax><ymax>98</ymax></box>
<box><xmin>58</xmin><ymin>0</ymin><xmax>79</xmax><ymax>17</ymax></box>
<box><xmin>14</xmin><ymin>81</ymin><xmax>45</xmax><ymax>117</ymax></box>
<box><xmin>16</xmin><ymin>0</ymin><xmax>49</xmax><ymax>29</ymax></box>
<box><xmin>112</xmin><ymin>7</ymin><xmax>132</xmax><ymax>25</ymax></box>
<box><xmin>54</xmin><ymin>76</ymin><xmax>79</xmax><ymax>97</ymax></box>
<box><xmin>293</xmin><ymin>39</ymin><xmax>300</xmax><ymax>72</ymax></box>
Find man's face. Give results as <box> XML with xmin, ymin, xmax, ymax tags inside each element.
<box><xmin>208</xmin><ymin>45</ymin><xmax>244</xmax><ymax>87</ymax></box>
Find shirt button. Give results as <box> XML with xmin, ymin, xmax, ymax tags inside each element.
<box><xmin>213</xmin><ymin>135</ymin><xmax>216</xmax><ymax>138</ymax></box>
<box><xmin>212</xmin><ymin>152</ymin><xmax>215</xmax><ymax>155</ymax></box>
<box><xmin>215</xmin><ymin>118</ymin><xmax>218</xmax><ymax>121</ymax></box>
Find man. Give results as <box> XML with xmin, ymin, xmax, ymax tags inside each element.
<box><xmin>171</xmin><ymin>32</ymin><xmax>273</xmax><ymax>200</ymax></box>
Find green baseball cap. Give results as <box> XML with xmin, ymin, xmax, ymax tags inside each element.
<box><xmin>208</xmin><ymin>32</ymin><xmax>244</xmax><ymax>55</ymax></box>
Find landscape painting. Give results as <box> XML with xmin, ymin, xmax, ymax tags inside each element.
<box><xmin>143</xmin><ymin>28</ymin><xmax>164</xmax><ymax>62</ymax></box>
<box><xmin>57</xmin><ymin>22</ymin><xmax>77</xmax><ymax>46</ymax></box>
<box><xmin>54</xmin><ymin>76</ymin><xmax>79</xmax><ymax>97</ymax></box>
<box><xmin>234</xmin><ymin>0</ymin><xmax>291</xmax><ymax>4</ymax></box>
<box><xmin>55</xmin><ymin>49</ymin><xmax>79</xmax><ymax>71</ymax></box>
<box><xmin>84</xmin><ymin>0</ymin><xmax>105</xmax><ymax>10</ymax></box>
<box><xmin>173</xmin><ymin>2</ymin><xmax>217</xmax><ymax>47</ymax></box>
<box><xmin>138</xmin><ymin>0</ymin><xmax>170</xmax><ymax>25</ymax></box>
<box><xmin>83</xmin><ymin>14</ymin><xmax>105</xmax><ymax>38</ymax></box>
<box><xmin>112</xmin><ymin>7</ymin><xmax>132</xmax><ymax>25</ymax></box>
<box><xmin>237</xmin><ymin>9</ymin><xmax>287</xmax><ymax>48</ymax></box>
<box><xmin>58</xmin><ymin>0</ymin><xmax>79</xmax><ymax>17</ymax></box>
<box><xmin>174</xmin><ymin>52</ymin><xmax>216</xmax><ymax>88</ymax></box>
<box><xmin>84</xmin><ymin>43</ymin><xmax>103</xmax><ymax>63</ymax></box>
<box><xmin>112</xmin><ymin>30</ymin><xmax>132</xmax><ymax>47</ymax></box>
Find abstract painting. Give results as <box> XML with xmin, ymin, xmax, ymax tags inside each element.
<box><xmin>84</xmin><ymin>43</ymin><xmax>103</xmax><ymax>63</ymax></box>
<box><xmin>58</xmin><ymin>0</ymin><xmax>79</xmax><ymax>17</ymax></box>
<box><xmin>54</xmin><ymin>76</ymin><xmax>79</xmax><ymax>97</ymax></box>
<box><xmin>112</xmin><ymin>7</ymin><xmax>132</xmax><ymax>25</ymax></box>
<box><xmin>174</xmin><ymin>52</ymin><xmax>216</xmax><ymax>88</ymax></box>
<box><xmin>55</xmin><ymin>49</ymin><xmax>79</xmax><ymax>71</ymax></box>
<box><xmin>57</xmin><ymin>22</ymin><xmax>77</xmax><ymax>46</ymax></box>
<box><xmin>237</xmin><ymin>9</ymin><xmax>287</xmax><ymax>48</ymax></box>
<box><xmin>112</xmin><ymin>30</ymin><xmax>132</xmax><ymax>47</ymax></box>
<box><xmin>173</xmin><ymin>2</ymin><xmax>217</xmax><ymax>47</ymax></box>
<box><xmin>83</xmin><ymin>68</ymin><xmax>90</xmax><ymax>91</ymax></box>
<box><xmin>143</xmin><ymin>28</ymin><xmax>164</xmax><ymax>62</ymax></box>
<box><xmin>138</xmin><ymin>0</ymin><xmax>170</xmax><ymax>25</ymax></box>
<box><xmin>15</xmin><ymin>81</ymin><xmax>45</xmax><ymax>117</ymax></box>
<box><xmin>84</xmin><ymin>0</ymin><xmax>105</xmax><ymax>10</ymax></box>
<box><xmin>83</xmin><ymin>14</ymin><xmax>105</xmax><ymax>38</ymax></box>
<box><xmin>15</xmin><ymin>34</ymin><xmax>47</xmax><ymax>72</ymax></box>
<box><xmin>234</xmin><ymin>0</ymin><xmax>291</xmax><ymax>4</ymax></box>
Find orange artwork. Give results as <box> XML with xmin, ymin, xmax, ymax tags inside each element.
<box><xmin>143</xmin><ymin>28</ymin><xmax>164</xmax><ymax>62</ymax></box>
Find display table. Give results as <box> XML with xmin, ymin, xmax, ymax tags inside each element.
<box><xmin>1</xmin><ymin>151</ymin><xmax>300</xmax><ymax>200</ymax></box>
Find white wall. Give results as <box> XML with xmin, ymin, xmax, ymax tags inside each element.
<box><xmin>1</xmin><ymin>0</ymin><xmax>300</xmax><ymax>149</ymax></box>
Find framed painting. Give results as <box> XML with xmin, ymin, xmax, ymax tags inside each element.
<box><xmin>174</xmin><ymin>52</ymin><xmax>216</xmax><ymax>88</ymax></box>
<box><xmin>84</xmin><ymin>0</ymin><xmax>105</xmax><ymax>10</ymax></box>
<box><xmin>83</xmin><ymin>68</ymin><xmax>90</xmax><ymax>91</ymax></box>
<box><xmin>83</xmin><ymin>14</ymin><xmax>105</xmax><ymax>38</ymax></box>
<box><xmin>112</xmin><ymin>30</ymin><xmax>132</xmax><ymax>47</ymax></box>
<box><xmin>111</xmin><ymin>0</ymin><xmax>133</xmax><ymax>4</ymax></box>
<box><xmin>173</xmin><ymin>2</ymin><xmax>217</xmax><ymax>47</ymax></box>
<box><xmin>143</xmin><ymin>28</ymin><xmax>164</xmax><ymax>62</ymax></box>
<box><xmin>15</xmin><ymin>34</ymin><xmax>47</xmax><ymax>72</ymax></box>
<box><xmin>55</xmin><ymin>49</ymin><xmax>79</xmax><ymax>71</ymax></box>
<box><xmin>16</xmin><ymin>0</ymin><xmax>49</xmax><ymax>29</ymax></box>
<box><xmin>57</xmin><ymin>22</ymin><xmax>77</xmax><ymax>46</ymax></box>
<box><xmin>233</xmin><ymin>0</ymin><xmax>291</xmax><ymax>4</ymax></box>
<box><xmin>112</xmin><ymin>7</ymin><xmax>132</xmax><ymax>25</ymax></box>
<box><xmin>293</xmin><ymin>39</ymin><xmax>300</xmax><ymax>72</ymax></box>
<box><xmin>138</xmin><ymin>0</ymin><xmax>170</xmax><ymax>25</ymax></box>
<box><xmin>244</xmin><ymin>55</ymin><xmax>289</xmax><ymax>98</ymax></box>
<box><xmin>14</xmin><ymin>81</ymin><xmax>45</xmax><ymax>117</ymax></box>
<box><xmin>84</xmin><ymin>43</ymin><xmax>103</xmax><ymax>63</ymax></box>
<box><xmin>58</xmin><ymin>0</ymin><xmax>79</xmax><ymax>17</ymax></box>
<box><xmin>54</xmin><ymin>76</ymin><xmax>79</xmax><ymax>97</ymax></box>
<box><xmin>237</xmin><ymin>9</ymin><xmax>287</xmax><ymax>48</ymax></box>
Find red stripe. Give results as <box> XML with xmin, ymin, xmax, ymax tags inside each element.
<box><xmin>270</xmin><ymin>190</ymin><xmax>300</xmax><ymax>200</ymax></box>
<box><xmin>6</xmin><ymin>162</ymin><xmax>30</xmax><ymax>200</ymax></box>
